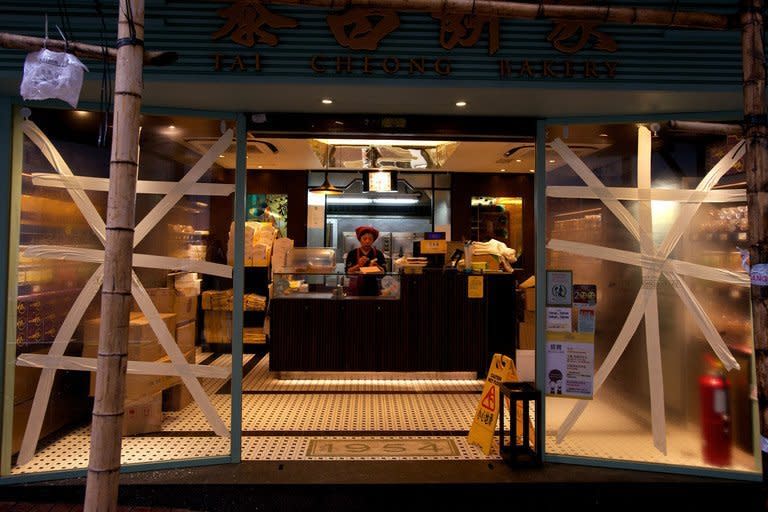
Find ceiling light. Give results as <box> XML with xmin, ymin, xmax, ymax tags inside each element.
<box><xmin>322</xmin><ymin>98</ymin><xmax>333</xmax><ymax>105</ymax></box>
<box><xmin>373</xmin><ymin>197</ymin><xmax>419</xmax><ymax>205</ymax></box>
<box><xmin>257</xmin><ymin>165</ymin><xmax>263</xmax><ymax>169</ymax></box>
<box><xmin>500</xmin><ymin>169</ymin><xmax>506</xmax><ymax>172</ymax></box>
<box><xmin>315</xmin><ymin>139</ymin><xmax>449</xmax><ymax>147</ymax></box>
<box><xmin>168</xmin><ymin>125</ymin><xmax>176</xmax><ymax>129</ymax></box>
<box><xmin>326</xmin><ymin>197</ymin><xmax>373</xmax><ymax>205</ymax></box>
<box><xmin>455</xmin><ymin>100</ymin><xmax>467</xmax><ymax>107</ymax></box>
<box><xmin>515</xmin><ymin>159</ymin><xmax>522</xmax><ymax>163</ymax></box>
<box><xmin>548</xmin><ymin>159</ymin><xmax>556</xmax><ymax>163</ymax></box>
<box><xmin>529</xmin><ymin>169</ymin><xmax>535</xmax><ymax>173</ymax></box>
<box><xmin>219</xmin><ymin>154</ymin><xmax>225</xmax><ymax>158</ymax></box>
<box><xmin>308</xmin><ymin>172</ymin><xmax>344</xmax><ymax>195</ymax></box>
<box><xmin>599</xmin><ymin>133</ymin><xmax>608</xmax><ymax>137</ymax></box>
<box><xmin>74</xmin><ymin>110</ymin><xmax>89</xmax><ymax>116</ymax></box>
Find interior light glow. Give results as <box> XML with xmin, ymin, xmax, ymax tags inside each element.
<box><xmin>322</xmin><ymin>98</ymin><xmax>333</xmax><ymax>104</ymax></box>
<box><xmin>455</xmin><ymin>100</ymin><xmax>467</xmax><ymax>107</ymax></box>
<box><xmin>373</xmin><ymin>198</ymin><xmax>419</xmax><ymax>205</ymax></box>
<box><xmin>326</xmin><ymin>197</ymin><xmax>373</xmax><ymax>205</ymax></box>
<box><xmin>315</xmin><ymin>138</ymin><xmax>449</xmax><ymax>147</ymax></box>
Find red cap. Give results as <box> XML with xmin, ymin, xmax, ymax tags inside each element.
<box><xmin>355</xmin><ymin>226</ymin><xmax>379</xmax><ymax>241</ymax></box>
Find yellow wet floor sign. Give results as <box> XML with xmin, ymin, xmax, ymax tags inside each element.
<box><xmin>468</xmin><ymin>353</ymin><xmax>519</xmax><ymax>455</ymax></box>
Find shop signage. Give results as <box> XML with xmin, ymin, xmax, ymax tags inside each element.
<box><xmin>546</xmin><ymin>270</ymin><xmax>573</xmax><ymax>306</ymax></box>
<box><xmin>545</xmin><ymin>331</ymin><xmax>594</xmax><ymax>399</ymax></box>
<box><xmin>211</xmin><ymin>1</ymin><xmax>619</xmax><ymax>79</ymax></box>
<box><xmin>467</xmin><ymin>275</ymin><xmax>484</xmax><ymax>298</ymax></box>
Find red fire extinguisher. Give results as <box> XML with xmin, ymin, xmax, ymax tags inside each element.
<box><xmin>699</xmin><ymin>357</ymin><xmax>731</xmax><ymax>467</ymax></box>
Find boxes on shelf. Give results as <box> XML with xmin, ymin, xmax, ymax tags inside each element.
<box><xmin>123</xmin><ymin>392</ymin><xmax>163</xmax><ymax>436</ymax></box>
<box><xmin>227</xmin><ymin>221</ymin><xmax>277</xmax><ymax>267</ymax></box>
<box><xmin>519</xmin><ymin>321</ymin><xmax>536</xmax><ymax>350</ymax></box>
<box><xmin>201</xmin><ymin>290</ymin><xmax>266</xmax><ymax>311</ymax></box>
<box><xmin>519</xmin><ymin>276</ymin><xmax>535</xmax><ymax>311</ymax></box>
<box><xmin>204</xmin><ymin>310</ymin><xmax>232</xmax><ymax>344</ymax></box>
<box><xmin>133</xmin><ymin>287</ymin><xmax>198</xmax><ymax>325</ymax></box>
<box><xmin>163</xmin><ymin>384</ymin><xmax>192</xmax><ymax>411</ymax></box>
<box><xmin>176</xmin><ymin>321</ymin><xmax>196</xmax><ymax>354</ymax></box>
<box><xmin>83</xmin><ymin>312</ymin><xmax>177</xmax><ymax>346</ymax></box>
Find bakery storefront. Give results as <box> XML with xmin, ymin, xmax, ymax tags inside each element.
<box><xmin>0</xmin><ymin>0</ymin><xmax>760</xmax><ymax>483</ymax></box>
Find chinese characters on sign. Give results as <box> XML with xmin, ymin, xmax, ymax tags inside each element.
<box><xmin>211</xmin><ymin>1</ymin><xmax>619</xmax><ymax>79</ymax></box>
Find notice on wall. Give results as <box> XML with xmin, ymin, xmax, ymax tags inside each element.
<box><xmin>577</xmin><ymin>306</ymin><xmax>596</xmax><ymax>333</ymax></box>
<box><xmin>545</xmin><ymin>331</ymin><xmax>594</xmax><ymax>399</ymax></box>
<box><xmin>546</xmin><ymin>307</ymin><xmax>572</xmax><ymax>332</ymax></box>
<box><xmin>307</xmin><ymin>205</ymin><xmax>324</xmax><ymax>229</ymax></box>
<box><xmin>467</xmin><ymin>275</ymin><xmax>484</xmax><ymax>298</ymax></box>
<box><xmin>546</xmin><ymin>270</ymin><xmax>573</xmax><ymax>306</ymax></box>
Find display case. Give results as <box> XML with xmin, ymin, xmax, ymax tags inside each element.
<box><xmin>284</xmin><ymin>247</ymin><xmax>336</xmax><ymax>273</ymax></box>
<box><xmin>272</xmin><ymin>272</ymin><xmax>400</xmax><ymax>299</ymax></box>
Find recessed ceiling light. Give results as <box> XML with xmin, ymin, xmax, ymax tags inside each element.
<box><xmin>515</xmin><ymin>159</ymin><xmax>522</xmax><ymax>163</ymax></box>
<box><xmin>500</xmin><ymin>169</ymin><xmax>506</xmax><ymax>172</ymax></box>
<box><xmin>219</xmin><ymin>154</ymin><xmax>225</xmax><ymax>158</ymax></box>
<box><xmin>599</xmin><ymin>133</ymin><xmax>608</xmax><ymax>137</ymax></box>
<box><xmin>257</xmin><ymin>165</ymin><xmax>263</xmax><ymax>169</ymax></box>
<box><xmin>455</xmin><ymin>100</ymin><xmax>467</xmax><ymax>107</ymax></box>
<box><xmin>529</xmin><ymin>169</ymin><xmax>535</xmax><ymax>173</ymax></box>
<box><xmin>548</xmin><ymin>159</ymin><xmax>555</xmax><ymax>163</ymax></box>
<box><xmin>168</xmin><ymin>125</ymin><xmax>176</xmax><ymax>129</ymax></box>
<box><xmin>322</xmin><ymin>98</ymin><xmax>333</xmax><ymax>105</ymax></box>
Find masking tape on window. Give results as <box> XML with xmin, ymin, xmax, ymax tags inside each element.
<box><xmin>22</xmin><ymin>121</ymin><xmax>106</xmax><ymax>244</ymax></box>
<box><xmin>17</xmin><ymin>354</ymin><xmax>229</xmax><ymax>380</ymax></box>
<box><xmin>547</xmin><ymin>186</ymin><xmax>745</xmax><ymax>203</ymax></box>
<box><xmin>31</xmin><ymin>173</ymin><xmax>236</xmax><ymax>197</ymax></box>
<box><xmin>23</xmin><ymin>245</ymin><xmax>233</xmax><ymax>278</ymax></box>
<box><xmin>131</xmin><ymin>271</ymin><xmax>230</xmax><ymax>438</ymax></box>
<box><xmin>134</xmin><ymin>129</ymin><xmax>233</xmax><ymax>247</ymax></box>
<box><xmin>549</xmin><ymin>133</ymin><xmax>746</xmax><ymax>449</ymax></box>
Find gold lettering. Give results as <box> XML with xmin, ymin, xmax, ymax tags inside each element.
<box><xmin>363</xmin><ymin>56</ymin><xmax>373</xmax><ymax>74</ymax></box>
<box><xmin>382</xmin><ymin>57</ymin><xmax>400</xmax><ymax>74</ymax></box>
<box><xmin>498</xmin><ymin>60</ymin><xmax>513</xmax><ymax>77</ymax></box>
<box><xmin>541</xmin><ymin>60</ymin><xmax>557</xmax><ymax>78</ymax></box>
<box><xmin>563</xmin><ymin>61</ymin><xmax>574</xmax><ymax>77</ymax></box>
<box><xmin>231</xmin><ymin>55</ymin><xmax>246</xmax><ymax>71</ymax></box>
<box><xmin>434</xmin><ymin>58</ymin><xmax>451</xmax><ymax>76</ymax></box>
<box><xmin>519</xmin><ymin>59</ymin><xmax>534</xmax><ymax>77</ymax></box>
<box><xmin>584</xmin><ymin>61</ymin><xmax>599</xmax><ymax>78</ymax></box>
<box><xmin>604</xmin><ymin>61</ymin><xmax>617</xmax><ymax>78</ymax></box>
<box><xmin>311</xmin><ymin>55</ymin><xmax>326</xmax><ymax>73</ymax></box>
<box><xmin>214</xmin><ymin>53</ymin><xmax>224</xmax><ymax>71</ymax></box>
<box><xmin>408</xmin><ymin>58</ymin><xmax>425</xmax><ymax>75</ymax></box>
<box><xmin>336</xmin><ymin>56</ymin><xmax>353</xmax><ymax>73</ymax></box>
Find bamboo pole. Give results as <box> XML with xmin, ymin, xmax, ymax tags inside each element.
<box><xmin>741</xmin><ymin>0</ymin><xmax>768</xmax><ymax>479</ymax></box>
<box><xmin>84</xmin><ymin>1</ymin><xmax>144</xmax><ymax>510</ymax></box>
<box><xmin>0</xmin><ymin>31</ymin><xmax>176</xmax><ymax>66</ymax></box>
<box><xmin>265</xmin><ymin>0</ymin><xmax>732</xmax><ymax>30</ymax></box>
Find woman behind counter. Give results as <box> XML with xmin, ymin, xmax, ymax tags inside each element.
<box><xmin>345</xmin><ymin>225</ymin><xmax>386</xmax><ymax>296</ymax></box>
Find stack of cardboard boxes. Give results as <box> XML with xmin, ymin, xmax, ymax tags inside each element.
<box><xmin>81</xmin><ymin>287</ymin><xmax>198</xmax><ymax>435</ymax></box>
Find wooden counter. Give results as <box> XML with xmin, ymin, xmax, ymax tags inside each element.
<box><xmin>270</xmin><ymin>271</ymin><xmax>517</xmax><ymax>374</ymax></box>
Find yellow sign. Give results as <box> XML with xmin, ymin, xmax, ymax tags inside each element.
<box><xmin>467</xmin><ymin>353</ymin><xmax>518</xmax><ymax>454</ymax></box>
<box><xmin>467</xmin><ymin>275</ymin><xmax>484</xmax><ymax>298</ymax></box>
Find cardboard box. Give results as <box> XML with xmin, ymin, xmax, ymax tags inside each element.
<box><xmin>163</xmin><ymin>384</ymin><xmax>192</xmax><ymax>411</ymax></box>
<box><xmin>524</xmin><ymin>288</ymin><xmax>535</xmax><ymax>311</ymax></box>
<box><xmin>176</xmin><ymin>321</ymin><xmax>196</xmax><ymax>354</ymax></box>
<box><xmin>123</xmin><ymin>392</ymin><xmax>162</xmax><ymax>436</ymax></box>
<box><xmin>472</xmin><ymin>253</ymin><xmax>500</xmax><ymax>271</ymax></box>
<box><xmin>83</xmin><ymin>312</ymin><xmax>177</xmax><ymax>345</ymax></box>
<box><xmin>519</xmin><ymin>321</ymin><xmax>536</xmax><ymax>350</ymax></box>
<box><xmin>174</xmin><ymin>293</ymin><xmax>197</xmax><ymax>325</ymax></box>
<box><xmin>89</xmin><ymin>349</ymin><xmax>195</xmax><ymax>400</ymax></box>
<box><xmin>82</xmin><ymin>340</ymin><xmax>165</xmax><ymax>363</ymax></box>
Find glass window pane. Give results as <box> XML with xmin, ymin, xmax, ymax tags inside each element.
<box><xmin>10</xmin><ymin>109</ymin><xmax>235</xmax><ymax>474</ymax></box>
<box><xmin>545</xmin><ymin>120</ymin><xmax>759</xmax><ymax>475</ymax></box>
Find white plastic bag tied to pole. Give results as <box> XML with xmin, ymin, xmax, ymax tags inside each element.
<box><xmin>20</xmin><ymin>48</ymin><xmax>89</xmax><ymax>108</ymax></box>
<box><xmin>547</xmin><ymin>129</ymin><xmax>746</xmax><ymax>453</ymax></box>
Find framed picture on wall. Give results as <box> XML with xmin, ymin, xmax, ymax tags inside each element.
<box><xmin>247</xmin><ymin>194</ymin><xmax>288</xmax><ymax>238</ymax></box>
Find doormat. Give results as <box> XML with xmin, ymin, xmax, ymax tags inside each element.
<box><xmin>306</xmin><ymin>438</ymin><xmax>460</xmax><ymax>457</ymax></box>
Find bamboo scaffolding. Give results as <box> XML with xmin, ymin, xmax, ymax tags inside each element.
<box><xmin>265</xmin><ymin>0</ymin><xmax>732</xmax><ymax>30</ymax></box>
<box><xmin>0</xmin><ymin>31</ymin><xmax>176</xmax><ymax>66</ymax></box>
<box><xmin>83</xmin><ymin>1</ymin><xmax>145</xmax><ymax>510</ymax></box>
<box><xmin>740</xmin><ymin>0</ymin><xmax>768</xmax><ymax>478</ymax></box>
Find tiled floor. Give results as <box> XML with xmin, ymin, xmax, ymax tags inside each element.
<box><xmin>9</xmin><ymin>352</ymin><xmax>760</xmax><ymax>476</ymax></box>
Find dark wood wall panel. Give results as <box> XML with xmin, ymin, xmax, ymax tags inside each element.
<box><xmin>451</xmin><ymin>173</ymin><xmax>535</xmax><ymax>281</ymax></box>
